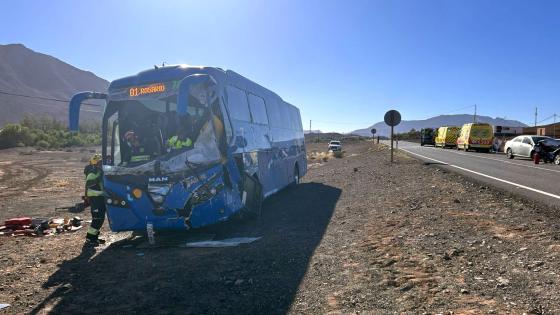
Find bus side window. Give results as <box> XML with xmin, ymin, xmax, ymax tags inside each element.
<box><xmin>248</xmin><ymin>93</ymin><xmax>269</xmax><ymax>125</ymax></box>
<box><xmin>226</xmin><ymin>85</ymin><xmax>251</xmax><ymax>122</ymax></box>
<box><xmin>265</xmin><ymin>99</ymin><xmax>281</xmax><ymax>128</ymax></box>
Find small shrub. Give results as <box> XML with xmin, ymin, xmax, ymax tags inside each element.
<box><xmin>36</xmin><ymin>140</ymin><xmax>50</xmax><ymax>149</ymax></box>
<box><xmin>0</xmin><ymin>116</ymin><xmax>100</xmax><ymax>150</ymax></box>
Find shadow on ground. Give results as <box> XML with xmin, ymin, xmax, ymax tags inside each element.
<box><xmin>31</xmin><ymin>182</ymin><xmax>341</xmax><ymax>314</ymax></box>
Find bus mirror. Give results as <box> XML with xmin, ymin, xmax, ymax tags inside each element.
<box><xmin>177</xmin><ymin>74</ymin><xmax>217</xmax><ymax>115</ymax></box>
<box><xmin>68</xmin><ymin>91</ymin><xmax>107</xmax><ymax>132</ymax></box>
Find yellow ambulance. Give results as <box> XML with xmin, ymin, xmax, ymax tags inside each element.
<box><xmin>435</xmin><ymin>126</ymin><xmax>460</xmax><ymax>148</ymax></box>
<box><xmin>456</xmin><ymin>123</ymin><xmax>494</xmax><ymax>152</ymax></box>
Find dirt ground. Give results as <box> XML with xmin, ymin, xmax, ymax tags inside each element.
<box><xmin>2</xmin><ymin>141</ymin><xmax>560</xmax><ymax>314</ymax></box>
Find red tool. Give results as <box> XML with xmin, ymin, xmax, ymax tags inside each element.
<box><xmin>534</xmin><ymin>153</ymin><xmax>541</xmax><ymax>164</ymax></box>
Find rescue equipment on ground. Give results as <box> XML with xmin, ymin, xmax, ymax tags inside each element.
<box><xmin>0</xmin><ymin>216</ymin><xmax>83</xmax><ymax>237</ymax></box>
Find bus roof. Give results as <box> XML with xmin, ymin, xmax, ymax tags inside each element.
<box><xmin>108</xmin><ymin>64</ymin><xmax>297</xmax><ymax>110</ymax></box>
<box><xmin>108</xmin><ymin>65</ymin><xmax>225</xmax><ymax>91</ymax></box>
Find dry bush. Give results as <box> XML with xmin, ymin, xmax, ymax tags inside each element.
<box><xmin>307</xmin><ymin>151</ymin><xmax>335</xmax><ymax>163</ymax></box>
<box><xmin>333</xmin><ymin>151</ymin><xmax>344</xmax><ymax>158</ymax></box>
<box><xmin>54</xmin><ymin>178</ymin><xmax>70</xmax><ymax>187</ymax></box>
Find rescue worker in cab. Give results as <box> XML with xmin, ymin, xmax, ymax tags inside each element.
<box><xmin>124</xmin><ymin>130</ymin><xmax>151</xmax><ymax>163</ymax></box>
<box><xmin>85</xmin><ymin>153</ymin><xmax>106</xmax><ymax>245</ymax></box>
<box><xmin>166</xmin><ymin>116</ymin><xmax>193</xmax><ymax>151</ymax></box>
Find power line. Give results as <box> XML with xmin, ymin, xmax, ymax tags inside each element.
<box><xmin>312</xmin><ymin>119</ymin><xmax>374</xmax><ymax>126</ymax></box>
<box><xmin>537</xmin><ymin>113</ymin><xmax>557</xmax><ymax>124</ymax></box>
<box><xmin>0</xmin><ymin>90</ymin><xmax>103</xmax><ymax>107</ymax></box>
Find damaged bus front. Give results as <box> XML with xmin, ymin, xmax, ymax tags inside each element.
<box><xmin>69</xmin><ymin>66</ymin><xmax>306</xmax><ymax>232</ymax></box>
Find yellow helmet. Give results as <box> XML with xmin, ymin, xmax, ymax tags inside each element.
<box><xmin>90</xmin><ymin>153</ymin><xmax>102</xmax><ymax>165</ymax></box>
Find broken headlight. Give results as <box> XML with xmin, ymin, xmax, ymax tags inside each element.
<box><xmin>148</xmin><ymin>184</ymin><xmax>171</xmax><ymax>205</ymax></box>
<box><xmin>191</xmin><ymin>182</ymin><xmax>224</xmax><ymax>205</ymax></box>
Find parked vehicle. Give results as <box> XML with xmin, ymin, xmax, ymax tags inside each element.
<box><xmin>69</xmin><ymin>65</ymin><xmax>306</xmax><ymax>232</ymax></box>
<box><xmin>456</xmin><ymin>123</ymin><xmax>494</xmax><ymax>152</ymax></box>
<box><xmin>535</xmin><ymin>138</ymin><xmax>560</xmax><ymax>164</ymax></box>
<box><xmin>435</xmin><ymin>126</ymin><xmax>460</xmax><ymax>148</ymax></box>
<box><xmin>328</xmin><ymin>140</ymin><xmax>342</xmax><ymax>151</ymax></box>
<box><xmin>504</xmin><ymin>135</ymin><xmax>551</xmax><ymax>160</ymax></box>
<box><xmin>420</xmin><ymin>128</ymin><xmax>435</xmax><ymax>146</ymax></box>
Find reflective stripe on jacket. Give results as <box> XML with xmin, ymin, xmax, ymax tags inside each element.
<box><xmin>167</xmin><ymin>136</ymin><xmax>193</xmax><ymax>149</ymax></box>
<box><xmin>85</xmin><ymin>170</ymin><xmax>104</xmax><ymax>197</ymax></box>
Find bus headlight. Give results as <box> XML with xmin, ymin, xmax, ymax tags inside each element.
<box><xmin>148</xmin><ymin>185</ymin><xmax>171</xmax><ymax>205</ymax></box>
<box><xmin>191</xmin><ymin>182</ymin><xmax>224</xmax><ymax>205</ymax></box>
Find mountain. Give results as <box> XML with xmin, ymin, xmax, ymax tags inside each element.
<box><xmin>304</xmin><ymin>130</ymin><xmax>323</xmax><ymax>134</ymax></box>
<box><xmin>0</xmin><ymin>43</ymin><xmax>108</xmax><ymax>127</ymax></box>
<box><xmin>351</xmin><ymin>114</ymin><xmax>527</xmax><ymax>137</ymax></box>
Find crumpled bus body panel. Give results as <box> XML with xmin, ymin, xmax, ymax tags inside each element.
<box><xmin>71</xmin><ymin>65</ymin><xmax>306</xmax><ymax>232</ymax></box>
<box><xmin>103</xmin><ymin>163</ymin><xmax>244</xmax><ymax>231</ymax></box>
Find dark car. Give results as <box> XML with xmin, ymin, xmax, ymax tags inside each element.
<box><xmin>420</xmin><ymin>128</ymin><xmax>436</xmax><ymax>146</ymax></box>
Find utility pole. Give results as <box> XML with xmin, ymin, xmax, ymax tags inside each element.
<box><xmin>535</xmin><ymin>107</ymin><xmax>538</xmax><ymax>127</ymax></box>
<box><xmin>473</xmin><ymin>104</ymin><xmax>477</xmax><ymax>123</ymax></box>
<box><xmin>309</xmin><ymin>120</ymin><xmax>312</xmax><ymax>134</ymax></box>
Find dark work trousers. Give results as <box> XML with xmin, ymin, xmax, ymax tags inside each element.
<box><xmin>88</xmin><ymin>196</ymin><xmax>107</xmax><ymax>238</ymax></box>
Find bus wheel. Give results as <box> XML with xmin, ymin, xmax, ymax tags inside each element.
<box><xmin>240</xmin><ymin>174</ymin><xmax>263</xmax><ymax>219</ymax></box>
<box><xmin>292</xmin><ymin>165</ymin><xmax>300</xmax><ymax>186</ymax></box>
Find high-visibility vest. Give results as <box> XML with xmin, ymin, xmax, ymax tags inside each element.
<box><xmin>167</xmin><ymin>136</ymin><xmax>192</xmax><ymax>149</ymax></box>
<box><xmin>85</xmin><ymin>170</ymin><xmax>104</xmax><ymax>197</ymax></box>
<box><xmin>128</xmin><ymin>145</ymin><xmax>151</xmax><ymax>163</ymax></box>
<box><xmin>130</xmin><ymin>155</ymin><xmax>150</xmax><ymax>162</ymax></box>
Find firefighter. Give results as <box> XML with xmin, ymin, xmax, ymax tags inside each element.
<box><xmin>166</xmin><ymin>133</ymin><xmax>193</xmax><ymax>150</ymax></box>
<box><xmin>166</xmin><ymin>115</ymin><xmax>193</xmax><ymax>151</ymax></box>
<box><xmin>124</xmin><ymin>130</ymin><xmax>152</xmax><ymax>163</ymax></box>
<box><xmin>84</xmin><ymin>153</ymin><xmax>106</xmax><ymax>245</ymax></box>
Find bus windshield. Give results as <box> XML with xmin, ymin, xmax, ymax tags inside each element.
<box><xmin>103</xmin><ymin>86</ymin><xmax>224</xmax><ymax>176</ymax></box>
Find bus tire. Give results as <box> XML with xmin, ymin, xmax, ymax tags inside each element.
<box><xmin>240</xmin><ymin>174</ymin><xmax>263</xmax><ymax>219</ymax></box>
<box><xmin>292</xmin><ymin>164</ymin><xmax>300</xmax><ymax>186</ymax></box>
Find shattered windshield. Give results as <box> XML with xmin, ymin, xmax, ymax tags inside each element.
<box><xmin>103</xmin><ymin>83</ymin><xmax>224</xmax><ymax>176</ymax></box>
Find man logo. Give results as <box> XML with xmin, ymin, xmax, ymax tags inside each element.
<box><xmin>149</xmin><ymin>177</ymin><xmax>169</xmax><ymax>183</ymax></box>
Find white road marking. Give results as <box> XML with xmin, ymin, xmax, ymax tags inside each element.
<box><xmin>412</xmin><ymin>145</ymin><xmax>560</xmax><ymax>174</ymax></box>
<box><xmin>401</xmin><ymin>148</ymin><xmax>560</xmax><ymax>201</ymax></box>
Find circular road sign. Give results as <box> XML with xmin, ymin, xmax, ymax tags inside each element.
<box><xmin>370</xmin><ymin>128</ymin><xmax>377</xmax><ymax>135</ymax></box>
<box><xmin>384</xmin><ymin>110</ymin><xmax>401</xmax><ymax>127</ymax></box>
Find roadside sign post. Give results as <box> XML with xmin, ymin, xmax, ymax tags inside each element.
<box><xmin>384</xmin><ymin>110</ymin><xmax>402</xmax><ymax>163</ymax></box>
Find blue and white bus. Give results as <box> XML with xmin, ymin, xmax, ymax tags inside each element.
<box><xmin>69</xmin><ymin>65</ymin><xmax>306</xmax><ymax>232</ymax></box>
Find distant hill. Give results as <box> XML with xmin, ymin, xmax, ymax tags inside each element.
<box><xmin>351</xmin><ymin>114</ymin><xmax>527</xmax><ymax>137</ymax></box>
<box><xmin>304</xmin><ymin>130</ymin><xmax>323</xmax><ymax>134</ymax></box>
<box><xmin>0</xmin><ymin>43</ymin><xmax>108</xmax><ymax>127</ymax></box>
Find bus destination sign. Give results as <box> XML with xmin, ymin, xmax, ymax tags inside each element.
<box><xmin>129</xmin><ymin>83</ymin><xmax>166</xmax><ymax>97</ymax></box>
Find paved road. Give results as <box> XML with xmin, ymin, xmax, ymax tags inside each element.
<box><xmin>389</xmin><ymin>140</ymin><xmax>560</xmax><ymax>208</ymax></box>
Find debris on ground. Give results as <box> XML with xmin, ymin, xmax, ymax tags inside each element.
<box><xmin>0</xmin><ymin>216</ymin><xmax>82</xmax><ymax>236</ymax></box>
<box><xmin>185</xmin><ymin>237</ymin><xmax>261</xmax><ymax>248</ymax></box>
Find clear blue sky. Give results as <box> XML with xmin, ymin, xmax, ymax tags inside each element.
<box><xmin>2</xmin><ymin>0</ymin><xmax>560</xmax><ymax>132</ymax></box>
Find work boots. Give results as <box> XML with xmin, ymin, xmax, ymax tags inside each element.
<box><xmin>85</xmin><ymin>234</ymin><xmax>106</xmax><ymax>246</ymax></box>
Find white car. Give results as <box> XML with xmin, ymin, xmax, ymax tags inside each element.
<box><xmin>328</xmin><ymin>140</ymin><xmax>342</xmax><ymax>151</ymax></box>
<box><xmin>504</xmin><ymin>135</ymin><xmax>551</xmax><ymax>159</ymax></box>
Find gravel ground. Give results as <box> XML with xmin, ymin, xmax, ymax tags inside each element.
<box><xmin>1</xmin><ymin>141</ymin><xmax>560</xmax><ymax>314</ymax></box>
